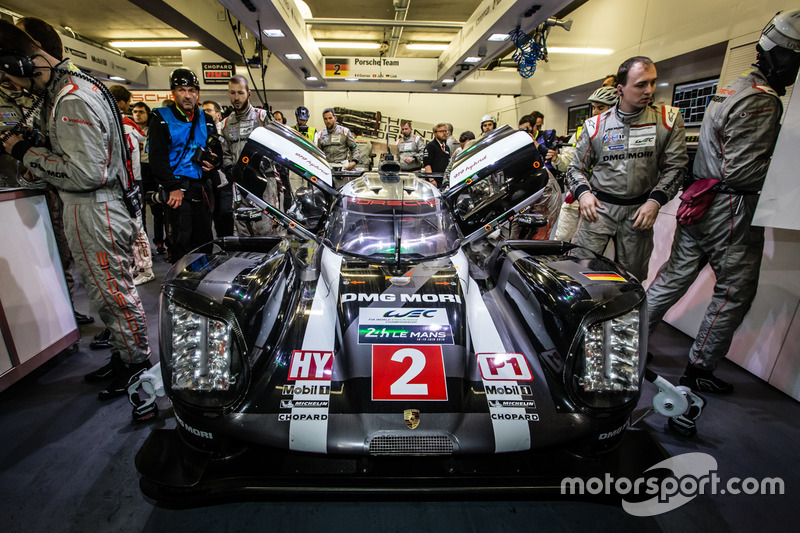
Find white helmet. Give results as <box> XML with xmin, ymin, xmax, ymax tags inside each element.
<box><xmin>759</xmin><ymin>10</ymin><xmax>800</xmax><ymax>52</ymax></box>
<box><xmin>480</xmin><ymin>114</ymin><xmax>496</xmax><ymax>128</ymax></box>
<box><xmin>587</xmin><ymin>86</ymin><xmax>619</xmax><ymax>106</ymax></box>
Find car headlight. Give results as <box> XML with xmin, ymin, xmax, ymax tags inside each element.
<box><xmin>171</xmin><ymin>303</ymin><xmax>235</xmax><ymax>391</ymax></box>
<box><xmin>572</xmin><ymin>306</ymin><xmax>645</xmax><ymax>409</ymax></box>
<box><xmin>160</xmin><ymin>293</ymin><xmax>247</xmax><ymax>410</ymax></box>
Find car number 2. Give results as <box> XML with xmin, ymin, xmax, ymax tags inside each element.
<box><xmin>372</xmin><ymin>345</ymin><xmax>447</xmax><ymax>401</ymax></box>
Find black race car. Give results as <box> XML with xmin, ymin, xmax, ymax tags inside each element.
<box><xmin>132</xmin><ymin>122</ymin><xmax>702</xmax><ymax>505</ymax></box>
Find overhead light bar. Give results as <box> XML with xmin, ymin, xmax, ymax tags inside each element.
<box><xmin>108</xmin><ymin>40</ymin><xmax>201</xmax><ymax>48</ymax></box>
<box><xmin>109</xmin><ymin>76</ymin><xmax>126</xmax><ymax>81</ymax></box>
<box><xmin>547</xmin><ymin>47</ymin><xmax>613</xmax><ymax>55</ymax></box>
<box><xmin>406</xmin><ymin>43</ymin><xmax>448</xmax><ymax>51</ymax></box>
<box><xmin>316</xmin><ymin>42</ymin><xmax>381</xmax><ymax>49</ymax></box>
<box><xmin>442</xmin><ymin>78</ymin><xmax>455</xmax><ymax>84</ymax></box>
<box><xmin>344</xmin><ymin>78</ymin><xmax>359</xmax><ymax>81</ymax></box>
<box><xmin>464</xmin><ymin>56</ymin><xmax>483</xmax><ymax>63</ymax></box>
<box><xmin>285</xmin><ymin>53</ymin><xmax>302</xmax><ymax>60</ymax></box>
<box><xmin>306</xmin><ymin>76</ymin><xmax>319</xmax><ymax>81</ymax></box>
<box><xmin>263</xmin><ymin>29</ymin><xmax>285</xmax><ymax>37</ymax></box>
<box><xmin>487</xmin><ymin>34</ymin><xmax>510</xmax><ymax>42</ymax></box>
<box><xmin>401</xmin><ymin>79</ymin><xmax>415</xmax><ymax>83</ymax></box>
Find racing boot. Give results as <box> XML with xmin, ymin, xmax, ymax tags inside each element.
<box><xmin>679</xmin><ymin>363</ymin><xmax>734</xmax><ymax>395</ymax></box>
<box><xmin>98</xmin><ymin>359</ymin><xmax>153</xmax><ymax>401</ymax></box>
<box><xmin>90</xmin><ymin>328</ymin><xmax>112</xmax><ymax>350</ymax></box>
<box><xmin>84</xmin><ymin>351</ymin><xmax>123</xmax><ymax>383</ymax></box>
<box><xmin>74</xmin><ymin>311</ymin><xmax>94</xmax><ymax>325</ymax></box>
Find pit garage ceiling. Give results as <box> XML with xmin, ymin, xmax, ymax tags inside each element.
<box><xmin>1</xmin><ymin>0</ymin><xmax>580</xmax><ymax>90</ymax></box>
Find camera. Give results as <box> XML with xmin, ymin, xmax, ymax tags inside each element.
<box><xmin>145</xmin><ymin>188</ymin><xmax>169</xmax><ymax>205</ymax></box>
<box><xmin>191</xmin><ymin>146</ymin><xmax>220</xmax><ymax>167</ymax></box>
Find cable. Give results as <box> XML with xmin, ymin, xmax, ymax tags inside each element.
<box><xmin>226</xmin><ymin>9</ymin><xmax>268</xmax><ymax>110</ymax></box>
<box><xmin>509</xmin><ymin>27</ymin><xmax>546</xmax><ymax>79</ymax></box>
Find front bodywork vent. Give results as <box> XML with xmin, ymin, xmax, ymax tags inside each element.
<box><xmin>368</xmin><ymin>435</ymin><xmax>454</xmax><ymax>456</ymax></box>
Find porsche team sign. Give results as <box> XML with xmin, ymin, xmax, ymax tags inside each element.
<box><xmin>324</xmin><ymin>57</ymin><xmax>437</xmax><ymax>80</ymax></box>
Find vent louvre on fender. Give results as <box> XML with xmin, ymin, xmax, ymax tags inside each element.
<box><xmin>369</xmin><ymin>435</ymin><xmax>454</xmax><ymax>456</ymax></box>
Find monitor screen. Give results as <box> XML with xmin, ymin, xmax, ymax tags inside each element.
<box><xmin>672</xmin><ymin>77</ymin><xmax>719</xmax><ymax>127</ymax></box>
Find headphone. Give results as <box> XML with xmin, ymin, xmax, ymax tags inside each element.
<box><xmin>0</xmin><ymin>50</ymin><xmax>37</xmax><ymax>78</ymax></box>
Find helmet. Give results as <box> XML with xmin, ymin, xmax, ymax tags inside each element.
<box><xmin>295</xmin><ymin>106</ymin><xmax>310</xmax><ymax>121</ymax></box>
<box><xmin>480</xmin><ymin>114</ymin><xmax>496</xmax><ymax>128</ymax></box>
<box><xmin>756</xmin><ymin>10</ymin><xmax>800</xmax><ymax>94</ymax></box>
<box><xmin>588</xmin><ymin>86</ymin><xmax>619</xmax><ymax>106</ymax></box>
<box><xmin>759</xmin><ymin>10</ymin><xmax>800</xmax><ymax>52</ymax></box>
<box><xmin>169</xmin><ymin>68</ymin><xmax>199</xmax><ymax>89</ymax></box>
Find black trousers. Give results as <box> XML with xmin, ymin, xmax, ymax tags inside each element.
<box><xmin>167</xmin><ymin>179</ymin><xmax>213</xmax><ymax>261</ymax></box>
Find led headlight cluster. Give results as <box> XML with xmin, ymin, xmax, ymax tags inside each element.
<box><xmin>170</xmin><ymin>303</ymin><xmax>235</xmax><ymax>391</ymax></box>
<box><xmin>578</xmin><ymin>308</ymin><xmax>641</xmax><ymax>393</ymax></box>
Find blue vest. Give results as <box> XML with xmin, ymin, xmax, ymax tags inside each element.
<box><xmin>156</xmin><ymin>106</ymin><xmax>208</xmax><ymax>180</ymax></box>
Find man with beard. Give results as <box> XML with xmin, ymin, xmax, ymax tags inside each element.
<box><xmin>220</xmin><ymin>75</ymin><xmax>278</xmax><ymax>236</ymax></box>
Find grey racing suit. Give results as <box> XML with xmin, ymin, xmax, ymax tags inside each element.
<box><xmin>566</xmin><ymin>104</ymin><xmax>688</xmax><ymax>281</ymax></box>
<box><xmin>646</xmin><ymin>68</ymin><xmax>782</xmax><ymax>370</ymax></box>
<box><xmin>396</xmin><ymin>133</ymin><xmax>425</xmax><ymax>171</ymax></box>
<box><xmin>221</xmin><ymin>104</ymin><xmax>279</xmax><ymax>236</ymax></box>
<box><xmin>9</xmin><ymin>60</ymin><xmax>150</xmax><ymax>364</ymax></box>
<box><xmin>317</xmin><ymin>124</ymin><xmax>360</xmax><ymax>187</ymax></box>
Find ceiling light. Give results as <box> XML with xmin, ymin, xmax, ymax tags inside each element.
<box><xmin>285</xmin><ymin>53</ymin><xmax>302</xmax><ymax>60</ymax></box>
<box><xmin>659</xmin><ymin>82</ymin><xmax>669</xmax><ymax>87</ymax></box>
<box><xmin>488</xmin><ymin>34</ymin><xmax>510</xmax><ymax>42</ymax></box>
<box><xmin>345</xmin><ymin>78</ymin><xmax>359</xmax><ymax>81</ymax></box>
<box><xmin>109</xmin><ymin>76</ymin><xmax>126</xmax><ymax>82</ymax></box>
<box><xmin>407</xmin><ymin>43</ymin><xmax>448</xmax><ymax>51</ymax></box>
<box><xmin>442</xmin><ymin>78</ymin><xmax>455</xmax><ymax>83</ymax></box>
<box><xmin>464</xmin><ymin>57</ymin><xmax>483</xmax><ymax>63</ymax></box>
<box><xmin>306</xmin><ymin>76</ymin><xmax>318</xmax><ymax>81</ymax></box>
<box><xmin>108</xmin><ymin>40</ymin><xmax>201</xmax><ymax>48</ymax></box>
<box><xmin>317</xmin><ymin>42</ymin><xmax>380</xmax><ymax>49</ymax></box>
<box><xmin>401</xmin><ymin>79</ymin><xmax>415</xmax><ymax>83</ymax></box>
<box><xmin>547</xmin><ymin>47</ymin><xmax>613</xmax><ymax>55</ymax></box>
<box><xmin>263</xmin><ymin>29</ymin><xmax>285</xmax><ymax>37</ymax></box>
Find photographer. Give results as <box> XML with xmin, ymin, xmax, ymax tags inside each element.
<box><xmin>148</xmin><ymin>68</ymin><xmax>220</xmax><ymax>262</ymax></box>
<box><xmin>0</xmin><ymin>20</ymin><xmax>152</xmax><ymax>399</ymax></box>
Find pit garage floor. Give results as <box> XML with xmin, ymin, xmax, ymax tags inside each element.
<box><xmin>2</xmin><ymin>253</ymin><xmax>799</xmax><ymax>533</ymax></box>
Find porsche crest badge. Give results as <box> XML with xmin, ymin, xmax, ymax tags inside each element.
<box><xmin>404</xmin><ymin>409</ymin><xmax>420</xmax><ymax>430</ymax></box>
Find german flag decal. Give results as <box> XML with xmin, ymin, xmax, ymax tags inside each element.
<box><xmin>582</xmin><ymin>272</ymin><xmax>627</xmax><ymax>282</ymax></box>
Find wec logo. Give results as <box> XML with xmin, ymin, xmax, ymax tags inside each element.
<box><xmin>383</xmin><ymin>309</ymin><xmax>436</xmax><ymax>318</ymax></box>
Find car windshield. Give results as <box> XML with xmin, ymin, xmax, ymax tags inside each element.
<box><xmin>325</xmin><ymin>174</ymin><xmax>460</xmax><ymax>261</ymax></box>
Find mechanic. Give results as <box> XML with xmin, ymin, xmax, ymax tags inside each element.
<box><xmin>479</xmin><ymin>114</ymin><xmax>496</xmax><ymax>135</ymax></box>
<box><xmin>396</xmin><ymin>120</ymin><xmax>425</xmax><ymax>171</ymax></box>
<box><xmin>422</xmin><ymin>122</ymin><xmax>450</xmax><ymax>188</ymax></box>
<box><xmin>553</xmin><ymin>86</ymin><xmax>619</xmax><ymax>242</ymax></box>
<box><xmin>132</xmin><ymin>101</ymin><xmax>167</xmax><ymax>256</ymax></box>
<box><xmin>0</xmin><ymin>17</ymin><xmax>95</xmax><ymax>326</ymax></box>
<box><xmin>272</xmin><ymin>110</ymin><xmax>286</xmax><ymax>125</ymax></box>
<box><xmin>0</xmin><ymin>21</ymin><xmax>152</xmax><ymax>399</ymax></box>
<box><xmin>202</xmin><ymin>99</ymin><xmax>234</xmax><ymax>239</ymax></box>
<box><xmin>566</xmin><ymin>56</ymin><xmax>688</xmax><ymax>282</ymax></box>
<box><xmin>292</xmin><ymin>106</ymin><xmax>316</xmax><ymax>142</ymax></box>
<box><xmin>148</xmin><ymin>68</ymin><xmax>219</xmax><ymax>262</ymax></box>
<box><xmin>646</xmin><ymin>10</ymin><xmax>800</xmax><ymax>395</ymax></box>
<box><xmin>317</xmin><ymin>107</ymin><xmax>360</xmax><ymax>187</ymax></box>
<box><xmin>444</xmin><ymin>123</ymin><xmax>458</xmax><ymax>155</ymax></box>
<box><xmin>529</xmin><ymin>111</ymin><xmax>560</xmax><ymax>171</ymax></box>
<box><xmin>220</xmin><ymin>75</ymin><xmax>278</xmax><ymax>237</ymax></box>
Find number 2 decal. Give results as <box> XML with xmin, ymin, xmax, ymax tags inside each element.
<box><xmin>372</xmin><ymin>345</ymin><xmax>447</xmax><ymax>401</ymax></box>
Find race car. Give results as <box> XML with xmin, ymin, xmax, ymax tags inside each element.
<box><xmin>133</xmin><ymin>122</ymin><xmax>701</xmax><ymax>504</ymax></box>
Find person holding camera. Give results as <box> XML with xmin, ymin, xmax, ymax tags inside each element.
<box><xmin>148</xmin><ymin>68</ymin><xmax>220</xmax><ymax>262</ymax></box>
<box><xmin>0</xmin><ymin>20</ymin><xmax>152</xmax><ymax>399</ymax></box>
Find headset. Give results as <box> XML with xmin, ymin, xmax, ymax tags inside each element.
<box><xmin>0</xmin><ymin>49</ymin><xmax>37</xmax><ymax>78</ymax></box>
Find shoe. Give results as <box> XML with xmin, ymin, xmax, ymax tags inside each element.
<box><xmin>134</xmin><ymin>269</ymin><xmax>155</xmax><ymax>285</ymax></box>
<box><xmin>84</xmin><ymin>352</ymin><xmax>122</xmax><ymax>383</ymax></box>
<box><xmin>679</xmin><ymin>364</ymin><xmax>734</xmax><ymax>394</ymax></box>
<box><xmin>156</xmin><ymin>243</ymin><xmax>166</xmax><ymax>255</ymax></box>
<box><xmin>98</xmin><ymin>359</ymin><xmax>153</xmax><ymax>400</ymax></box>
<box><xmin>90</xmin><ymin>328</ymin><xmax>112</xmax><ymax>350</ymax></box>
<box><xmin>74</xmin><ymin>311</ymin><xmax>95</xmax><ymax>325</ymax></box>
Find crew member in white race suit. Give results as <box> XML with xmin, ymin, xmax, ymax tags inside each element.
<box><xmin>0</xmin><ymin>21</ymin><xmax>151</xmax><ymax>399</ymax></box>
<box><xmin>220</xmin><ymin>75</ymin><xmax>278</xmax><ymax>236</ymax></box>
<box><xmin>396</xmin><ymin>119</ymin><xmax>425</xmax><ymax>171</ymax></box>
<box><xmin>566</xmin><ymin>56</ymin><xmax>688</xmax><ymax>282</ymax></box>
<box><xmin>317</xmin><ymin>107</ymin><xmax>359</xmax><ymax>187</ymax></box>
<box><xmin>647</xmin><ymin>10</ymin><xmax>800</xmax><ymax>394</ymax></box>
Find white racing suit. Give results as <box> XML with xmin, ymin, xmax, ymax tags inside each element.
<box><xmin>123</xmin><ymin>122</ymin><xmax>153</xmax><ymax>276</ymax></box>
<box><xmin>221</xmin><ymin>104</ymin><xmax>279</xmax><ymax>236</ymax></box>
<box><xmin>10</xmin><ymin>61</ymin><xmax>150</xmax><ymax>365</ymax></box>
<box><xmin>646</xmin><ymin>68</ymin><xmax>782</xmax><ymax>370</ymax></box>
<box><xmin>553</xmin><ymin>130</ymin><xmax>579</xmax><ymax>242</ymax></box>
<box><xmin>566</xmin><ymin>104</ymin><xmax>688</xmax><ymax>281</ymax></box>
<box><xmin>396</xmin><ymin>133</ymin><xmax>425</xmax><ymax>171</ymax></box>
<box><xmin>317</xmin><ymin>124</ymin><xmax>360</xmax><ymax>188</ymax></box>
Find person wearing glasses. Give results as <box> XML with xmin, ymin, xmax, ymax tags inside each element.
<box><xmin>422</xmin><ymin>123</ymin><xmax>451</xmax><ymax>188</ymax></box>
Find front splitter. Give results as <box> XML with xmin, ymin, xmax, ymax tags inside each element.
<box><xmin>136</xmin><ymin>428</ymin><xmax>670</xmax><ymax>507</ymax></box>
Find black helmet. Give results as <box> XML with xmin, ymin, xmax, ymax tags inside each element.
<box><xmin>295</xmin><ymin>106</ymin><xmax>310</xmax><ymax>121</ymax></box>
<box><xmin>169</xmin><ymin>68</ymin><xmax>200</xmax><ymax>89</ymax></box>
